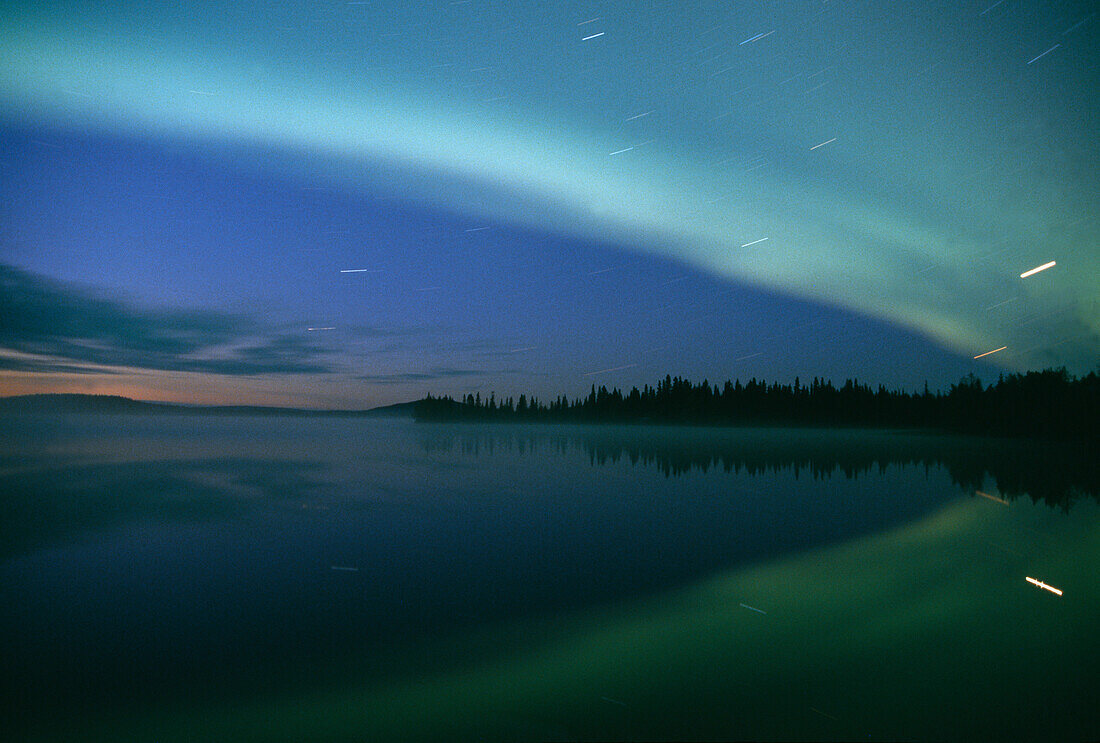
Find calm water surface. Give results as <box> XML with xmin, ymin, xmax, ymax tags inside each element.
<box><xmin>1</xmin><ymin>415</ymin><xmax>1096</xmax><ymax>741</ymax></box>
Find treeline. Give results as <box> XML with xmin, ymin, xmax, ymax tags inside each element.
<box><xmin>413</xmin><ymin>368</ymin><xmax>1099</xmax><ymax>440</ymax></box>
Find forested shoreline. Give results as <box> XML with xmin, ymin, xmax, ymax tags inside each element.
<box><xmin>414</xmin><ymin>368</ymin><xmax>1098</xmax><ymax>440</ymax></box>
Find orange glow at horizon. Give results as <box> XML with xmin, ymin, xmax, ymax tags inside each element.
<box><xmin>0</xmin><ymin>370</ymin><xmax>389</xmax><ymax>410</ymax></box>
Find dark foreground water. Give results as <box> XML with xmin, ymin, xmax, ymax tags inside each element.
<box><xmin>1</xmin><ymin>415</ymin><xmax>1096</xmax><ymax>742</ymax></box>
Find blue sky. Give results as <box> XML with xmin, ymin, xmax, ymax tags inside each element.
<box><xmin>1</xmin><ymin>1</ymin><xmax>1096</xmax><ymax>407</ymax></box>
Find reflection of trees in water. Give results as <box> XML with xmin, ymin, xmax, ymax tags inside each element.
<box><xmin>420</xmin><ymin>426</ymin><xmax>1098</xmax><ymax>511</ymax></box>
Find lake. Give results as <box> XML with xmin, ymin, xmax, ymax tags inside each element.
<box><xmin>1</xmin><ymin>415</ymin><xmax>1096</xmax><ymax>741</ymax></box>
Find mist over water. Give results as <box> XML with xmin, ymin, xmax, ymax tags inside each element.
<box><xmin>1</xmin><ymin>415</ymin><xmax>1096</xmax><ymax>741</ymax></box>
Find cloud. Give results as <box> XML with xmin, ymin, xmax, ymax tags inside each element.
<box><xmin>0</xmin><ymin>352</ymin><xmax>123</xmax><ymax>375</ymax></box>
<box><xmin>0</xmin><ymin>264</ymin><xmax>337</xmax><ymax>375</ymax></box>
<box><xmin>355</xmin><ymin>367</ymin><xmax>520</xmax><ymax>384</ymax></box>
<box><xmin>342</xmin><ymin>324</ymin><xmax>450</xmax><ymax>339</ymax></box>
<box><xmin>2</xmin><ymin>10</ymin><xmax>1096</xmax><ymax>375</ymax></box>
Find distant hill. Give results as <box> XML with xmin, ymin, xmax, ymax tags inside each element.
<box><xmin>360</xmin><ymin>400</ymin><xmax>419</xmax><ymax>417</ymax></box>
<box><xmin>0</xmin><ymin>394</ymin><xmax>167</xmax><ymax>414</ymax></box>
<box><xmin>0</xmin><ymin>394</ymin><xmax>416</xmax><ymax>418</ymax></box>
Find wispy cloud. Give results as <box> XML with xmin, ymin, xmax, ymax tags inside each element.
<box><xmin>0</xmin><ymin>351</ymin><xmax>123</xmax><ymax>375</ymax></box>
<box><xmin>0</xmin><ymin>264</ymin><xmax>337</xmax><ymax>376</ymax></box>
<box><xmin>355</xmin><ymin>367</ymin><xmax>520</xmax><ymax>384</ymax></box>
<box><xmin>339</xmin><ymin>323</ymin><xmax>453</xmax><ymax>339</ymax></box>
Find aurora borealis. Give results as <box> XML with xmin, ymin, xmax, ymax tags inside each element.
<box><xmin>1</xmin><ymin>1</ymin><xmax>1096</xmax><ymax>407</ymax></box>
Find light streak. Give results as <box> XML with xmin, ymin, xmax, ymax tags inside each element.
<box><xmin>975</xmin><ymin>490</ymin><xmax>1009</xmax><ymax>505</ymax></box>
<box><xmin>339</xmin><ymin>268</ymin><xmax>380</xmax><ymax>273</ymax></box>
<box><xmin>739</xmin><ymin>30</ymin><xmax>774</xmax><ymax>45</ymax></box>
<box><xmin>1062</xmin><ymin>16</ymin><xmax>1091</xmax><ymax>35</ymax></box>
<box><xmin>578</xmin><ymin>18</ymin><xmax>600</xmax><ymax>26</ymax></box>
<box><xmin>735</xmin><ymin>352</ymin><xmax>761</xmax><ymax>361</ymax></box>
<box><xmin>739</xmin><ymin>602</ymin><xmax>767</xmax><ymax>614</ymax></box>
<box><xmin>600</xmin><ymin>696</ymin><xmax>627</xmax><ymax>707</ymax></box>
<box><xmin>973</xmin><ymin>346</ymin><xmax>1007</xmax><ymax>359</ymax></box>
<box><xmin>583</xmin><ymin>363</ymin><xmax>637</xmax><ymax>376</ymax></box>
<box><xmin>809</xmin><ymin>137</ymin><xmax>837</xmax><ymax>150</ymax></box>
<box><xmin>507</xmin><ymin>346</ymin><xmax>537</xmax><ymax>353</ymax></box>
<box><xmin>1020</xmin><ymin>260</ymin><xmax>1056</xmax><ymax>278</ymax></box>
<box><xmin>624</xmin><ymin>111</ymin><xmax>652</xmax><ymax>121</ymax></box>
<box><xmin>740</xmin><ymin>237</ymin><xmax>769</xmax><ymax>247</ymax></box>
<box><xmin>331</xmin><ymin>566</ymin><xmax>359</xmax><ymax>572</ymax></box>
<box><xmin>307</xmin><ymin>327</ymin><xmax>335</xmax><ymax>331</ymax></box>
<box><xmin>1026</xmin><ymin>44</ymin><xmax>1061</xmax><ymax>65</ymax></box>
<box><xmin>609</xmin><ymin>146</ymin><xmax>634</xmax><ymax>156</ymax></box>
<box><xmin>582</xmin><ymin>32</ymin><xmax>605</xmax><ymax>41</ymax></box>
<box><xmin>1025</xmin><ymin>576</ymin><xmax>1062</xmax><ymax>595</ymax></box>
<box><xmin>464</xmin><ymin>226</ymin><xmax>490</xmax><ymax>232</ymax></box>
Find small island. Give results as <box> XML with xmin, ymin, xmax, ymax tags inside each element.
<box><xmin>414</xmin><ymin>367</ymin><xmax>1098</xmax><ymax>441</ymax></box>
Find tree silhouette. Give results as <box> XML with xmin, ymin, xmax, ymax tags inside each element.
<box><xmin>414</xmin><ymin>368</ymin><xmax>1098</xmax><ymax>441</ymax></box>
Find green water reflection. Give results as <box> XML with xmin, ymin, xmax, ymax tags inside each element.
<box><xmin>55</xmin><ymin>496</ymin><xmax>1098</xmax><ymax>742</ymax></box>
<box><xmin>2</xmin><ymin>417</ymin><xmax>1095</xmax><ymax>741</ymax></box>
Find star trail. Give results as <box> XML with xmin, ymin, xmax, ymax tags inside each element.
<box><xmin>0</xmin><ymin>1</ymin><xmax>1096</xmax><ymax>407</ymax></box>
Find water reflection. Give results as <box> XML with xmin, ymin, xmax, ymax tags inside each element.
<box><xmin>2</xmin><ymin>417</ymin><xmax>1097</xmax><ymax>741</ymax></box>
<box><xmin>0</xmin><ymin>457</ymin><xmax>331</xmax><ymax>561</ymax></box>
<box><xmin>418</xmin><ymin>424</ymin><xmax>1099</xmax><ymax>510</ymax></box>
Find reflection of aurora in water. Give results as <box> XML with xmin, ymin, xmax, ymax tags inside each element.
<box><xmin>418</xmin><ymin>424</ymin><xmax>1099</xmax><ymax>510</ymax></box>
<box><xmin>24</xmin><ymin>496</ymin><xmax>1099</xmax><ymax>743</ymax></box>
<box><xmin>3</xmin><ymin>416</ymin><xmax>1096</xmax><ymax>742</ymax></box>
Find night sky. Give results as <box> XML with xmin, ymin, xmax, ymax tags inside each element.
<box><xmin>1</xmin><ymin>1</ymin><xmax>1096</xmax><ymax>408</ymax></box>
